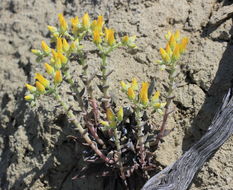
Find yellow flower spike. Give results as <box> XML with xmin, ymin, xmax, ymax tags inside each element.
<box><xmin>57</xmin><ymin>52</ymin><xmax>68</xmax><ymax>65</ymax></box>
<box><xmin>152</xmin><ymin>91</ymin><xmax>160</xmax><ymax>102</ymax></box>
<box><xmin>100</xmin><ymin>120</ymin><xmax>109</xmax><ymax>127</ymax></box>
<box><xmin>36</xmin><ymin>81</ymin><xmax>46</xmax><ymax>93</ymax></box>
<box><xmin>128</xmin><ymin>87</ymin><xmax>136</xmax><ymax>100</ymax></box>
<box><xmin>56</xmin><ymin>38</ymin><xmax>63</xmax><ymax>53</ymax></box>
<box><xmin>58</xmin><ymin>13</ymin><xmax>68</xmax><ymax>32</ymax></box>
<box><xmin>117</xmin><ymin>107</ymin><xmax>124</xmax><ymax>122</ymax></box>
<box><xmin>96</xmin><ymin>15</ymin><xmax>104</xmax><ymax>31</ymax></box>
<box><xmin>71</xmin><ymin>16</ymin><xmax>79</xmax><ymax>33</ymax></box>
<box><xmin>122</xmin><ymin>35</ymin><xmax>129</xmax><ymax>45</ymax></box>
<box><xmin>169</xmin><ymin>34</ymin><xmax>176</xmax><ymax>50</ymax></box>
<box><xmin>62</xmin><ymin>38</ymin><xmax>70</xmax><ymax>52</ymax></box>
<box><xmin>44</xmin><ymin>63</ymin><xmax>54</xmax><ymax>75</ymax></box>
<box><xmin>54</xmin><ymin>70</ymin><xmax>63</xmax><ymax>84</ymax></box>
<box><xmin>174</xmin><ymin>30</ymin><xmax>180</xmax><ymax>41</ymax></box>
<box><xmin>165</xmin><ymin>43</ymin><xmax>172</xmax><ymax>57</ymax></box>
<box><xmin>93</xmin><ymin>30</ymin><xmax>102</xmax><ymax>45</ymax></box>
<box><xmin>139</xmin><ymin>82</ymin><xmax>149</xmax><ymax>106</ymax></box>
<box><xmin>41</xmin><ymin>41</ymin><xmax>51</xmax><ymax>54</ymax></box>
<box><xmin>52</xmin><ymin>49</ymin><xmax>58</xmax><ymax>59</ymax></box>
<box><xmin>172</xmin><ymin>45</ymin><xmax>180</xmax><ymax>61</ymax></box>
<box><xmin>82</xmin><ymin>13</ymin><xmax>90</xmax><ymax>29</ymax></box>
<box><xmin>47</xmin><ymin>25</ymin><xmax>57</xmax><ymax>33</ymax></box>
<box><xmin>160</xmin><ymin>48</ymin><xmax>171</xmax><ymax>63</ymax></box>
<box><xmin>131</xmin><ymin>78</ymin><xmax>138</xmax><ymax>90</ymax></box>
<box><xmin>120</xmin><ymin>81</ymin><xmax>127</xmax><ymax>91</ymax></box>
<box><xmin>54</xmin><ymin>58</ymin><xmax>62</xmax><ymax>69</ymax></box>
<box><xmin>165</xmin><ymin>31</ymin><xmax>172</xmax><ymax>40</ymax></box>
<box><xmin>106</xmin><ymin>108</ymin><xmax>116</xmax><ymax>122</ymax></box>
<box><xmin>179</xmin><ymin>37</ymin><xmax>189</xmax><ymax>54</ymax></box>
<box><xmin>35</xmin><ymin>73</ymin><xmax>50</xmax><ymax>88</ymax></box>
<box><xmin>24</xmin><ymin>94</ymin><xmax>34</xmax><ymax>101</ymax></box>
<box><xmin>25</xmin><ymin>84</ymin><xmax>37</xmax><ymax>92</ymax></box>
<box><xmin>105</xmin><ymin>28</ymin><xmax>115</xmax><ymax>46</ymax></box>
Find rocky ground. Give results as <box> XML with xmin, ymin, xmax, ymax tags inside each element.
<box><xmin>0</xmin><ymin>0</ymin><xmax>233</xmax><ymax>189</ymax></box>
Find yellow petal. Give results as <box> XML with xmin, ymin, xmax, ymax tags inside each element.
<box><xmin>105</xmin><ymin>28</ymin><xmax>115</xmax><ymax>46</ymax></box>
<box><xmin>24</xmin><ymin>94</ymin><xmax>34</xmax><ymax>101</ymax></box>
<box><xmin>58</xmin><ymin>13</ymin><xmax>68</xmax><ymax>32</ymax></box>
<box><xmin>25</xmin><ymin>84</ymin><xmax>36</xmax><ymax>92</ymax></box>
<box><xmin>62</xmin><ymin>38</ymin><xmax>70</xmax><ymax>52</ymax></box>
<box><xmin>93</xmin><ymin>30</ymin><xmax>102</xmax><ymax>44</ymax></box>
<box><xmin>44</xmin><ymin>63</ymin><xmax>54</xmax><ymax>75</ymax></box>
<box><xmin>152</xmin><ymin>91</ymin><xmax>160</xmax><ymax>102</ymax></box>
<box><xmin>128</xmin><ymin>87</ymin><xmax>135</xmax><ymax>100</ymax></box>
<box><xmin>82</xmin><ymin>13</ymin><xmax>90</xmax><ymax>28</ymax></box>
<box><xmin>172</xmin><ymin>45</ymin><xmax>180</xmax><ymax>61</ymax></box>
<box><xmin>36</xmin><ymin>81</ymin><xmax>45</xmax><ymax>93</ymax></box>
<box><xmin>117</xmin><ymin>107</ymin><xmax>124</xmax><ymax>121</ymax></box>
<box><xmin>56</xmin><ymin>38</ymin><xmax>63</xmax><ymax>53</ymax></box>
<box><xmin>57</xmin><ymin>52</ymin><xmax>68</xmax><ymax>64</ymax></box>
<box><xmin>160</xmin><ymin>48</ymin><xmax>170</xmax><ymax>63</ymax></box>
<box><xmin>47</xmin><ymin>25</ymin><xmax>57</xmax><ymax>33</ymax></box>
<box><xmin>174</xmin><ymin>30</ymin><xmax>180</xmax><ymax>41</ymax></box>
<box><xmin>139</xmin><ymin>82</ymin><xmax>149</xmax><ymax>106</ymax></box>
<box><xmin>169</xmin><ymin>34</ymin><xmax>176</xmax><ymax>50</ymax></box>
<box><xmin>54</xmin><ymin>70</ymin><xmax>62</xmax><ymax>84</ymax></box>
<box><xmin>35</xmin><ymin>73</ymin><xmax>50</xmax><ymax>88</ymax></box>
<box><xmin>179</xmin><ymin>37</ymin><xmax>189</xmax><ymax>54</ymax></box>
<box><xmin>106</xmin><ymin>108</ymin><xmax>115</xmax><ymax>122</ymax></box>
<box><xmin>41</xmin><ymin>41</ymin><xmax>51</xmax><ymax>54</ymax></box>
<box><xmin>100</xmin><ymin>120</ymin><xmax>109</xmax><ymax>126</ymax></box>
<box><xmin>131</xmin><ymin>78</ymin><xmax>138</xmax><ymax>90</ymax></box>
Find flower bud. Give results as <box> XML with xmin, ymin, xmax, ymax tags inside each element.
<box><xmin>25</xmin><ymin>84</ymin><xmax>36</xmax><ymax>92</ymax></box>
<box><xmin>54</xmin><ymin>70</ymin><xmax>62</xmax><ymax>84</ymax></box>
<box><xmin>36</xmin><ymin>81</ymin><xmax>45</xmax><ymax>93</ymax></box>
<box><xmin>24</xmin><ymin>94</ymin><xmax>34</xmax><ymax>101</ymax></box>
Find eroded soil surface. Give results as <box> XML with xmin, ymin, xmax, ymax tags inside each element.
<box><xmin>0</xmin><ymin>0</ymin><xmax>233</xmax><ymax>189</ymax></box>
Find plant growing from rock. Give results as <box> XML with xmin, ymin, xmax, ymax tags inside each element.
<box><xmin>24</xmin><ymin>13</ymin><xmax>188</xmax><ymax>189</ymax></box>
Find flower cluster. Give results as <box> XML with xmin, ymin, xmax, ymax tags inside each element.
<box><xmin>158</xmin><ymin>30</ymin><xmax>188</xmax><ymax>70</ymax></box>
<box><xmin>120</xmin><ymin>78</ymin><xmax>166</xmax><ymax>112</ymax></box>
<box><xmin>25</xmin><ymin>13</ymin><xmax>136</xmax><ymax>102</ymax></box>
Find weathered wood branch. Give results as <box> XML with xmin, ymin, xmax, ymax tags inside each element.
<box><xmin>142</xmin><ymin>88</ymin><xmax>233</xmax><ymax>190</ymax></box>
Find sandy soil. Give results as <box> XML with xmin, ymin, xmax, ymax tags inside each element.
<box><xmin>0</xmin><ymin>0</ymin><xmax>233</xmax><ymax>189</ymax></box>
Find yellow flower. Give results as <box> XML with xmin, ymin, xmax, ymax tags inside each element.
<box><xmin>54</xmin><ymin>70</ymin><xmax>62</xmax><ymax>84</ymax></box>
<box><xmin>70</xmin><ymin>39</ymin><xmax>79</xmax><ymax>52</ymax></box>
<box><xmin>35</xmin><ymin>73</ymin><xmax>50</xmax><ymax>88</ymax></box>
<box><xmin>55</xmin><ymin>58</ymin><xmax>62</xmax><ymax>69</ymax></box>
<box><xmin>56</xmin><ymin>37</ymin><xmax>63</xmax><ymax>53</ymax></box>
<box><xmin>165</xmin><ymin>31</ymin><xmax>172</xmax><ymax>40</ymax></box>
<box><xmin>169</xmin><ymin>34</ymin><xmax>176</xmax><ymax>50</ymax></box>
<box><xmin>105</xmin><ymin>28</ymin><xmax>115</xmax><ymax>46</ymax></box>
<box><xmin>165</xmin><ymin>43</ymin><xmax>172</xmax><ymax>57</ymax></box>
<box><xmin>151</xmin><ymin>91</ymin><xmax>160</xmax><ymax>102</ymax></box>
<box><xmin>154</xmin><ymin>102</ymin><xmax>166</xmax><ymax>109</ymax></box>
<box><xmin>47</xmin><ymin>25</ymin><xmax>57</xmax><ymax>33</ymax></box>
<box><xmin>44</xmin><ymin>63</ymin><xmax>54</xmax><ymax>75</ymax></box>
<box><xmin>82</xmin><ymin>13</ymin><xmax>90</xmax><ymax>28</ymax></box>
<box><xmin>71</xmin><ymin>16</ymin><xmax>79</xmax><ymax>34</ymax></box>
<box><xmin>24</xmin><ymin>94</ymin><xmax>34</xmax><ymax>101</ymax></box>
<box><xmin>131</xmin><ymin>78</ymin><xmax>138</xmax><ymax>90</ymax></box>
<box><xmin>58</xmin><ymin>13</ymin><xmax>68</xmax><ymax>32</ymax></box>
<box><xmin>31</xmin><ymin>49</ymin><xmax>42</xmax><ymax>56</ymax></box>
<box><xmin>25</xmin><ymin>84</ymin><xmax>36</xmax><ymax>92</ymax></box>
<box><xmin>160</xmin><ymin>48</ymin><xmax>170</xmax><ymax>63</ymax></box>
<box><xmin>172</xmin><ymin>45</ymin><xmax>180</xmax><ymax>61</ymax></box>
<box><xmin>62</xmin><ymin>38</ymin><xmax>70</xmax><ymax>52</ymax></box>
<box><xmin>96</xmin><ymin>15</ymin><xmax>104</xmax><ymax>31</ymax></box>
<box><xmin>36</xmin><ymin>81</ymin><xmax>45</xmax><ymax>93</ymax></box>
<box><xmin>93</xmin><ymin>30</ymin><xmax>102</xmax><ymax>45</ymax></box>
<box><xmin>41</xmin><ymin>41</ymin><xmax>51</xmax><ymax>54</ymax></box>
<box><xmin>100</xmin><ymin>120</ymin><xmax>109</xmax><ymax>127</ymax></box>
<box><xmin>106</xmin><ymin>108</ymin><xmax>115</xmax><ymax>122</ymax></box>
<box><xmin>128</xmin><ymin>87</ymin><xmax>135</xmax><ymax>100</ymax></box>
<box><xmin>120</xmin><ymin>81</ymin><xmax>127</xmax><ymax>91</ymax></box>
<box><xmin>179</xmin><ymin>37</ymin><xmax>189</xmax><ymax>54</ymax></box>
<box><xmin>139</xmin><ymin>82</ymin><xmax>149</xmax><ymax>106</ymax></box>
<box><xmin>57</xmin><ymin>52</ymin><xmax>68</xmax><ymax>64</ymax></box>
<box><xmin>117</xmin><ymin>107</ymin><xmax>124</xmax><ymax>122</ymax></box>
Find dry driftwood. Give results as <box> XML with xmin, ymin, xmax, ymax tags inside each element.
<box><xmin>142</xmin><ymin>88</ymin><xmax>233</xmax><ymax>190</ymax></box>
